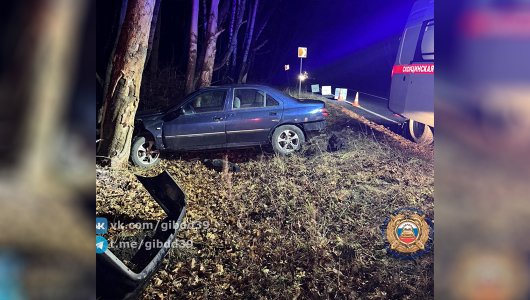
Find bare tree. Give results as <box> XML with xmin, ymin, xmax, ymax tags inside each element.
<box><xmin>146</xmin><ymin>0</ymin><xmax>162</xmax><ymax>65</ymax></box>
<box><xmin>238</xmin><ymin>0</ymin><xmax>258</xmax><ymax>83</ymax></box>
<box><xmin>198</xmin><ymin>0</ymin><xmax>224</xmax><ymax>87</ymax></box>
<box><xmin>202</xmin><ymin>0</ymin><xmax>209</xmax><ymax>32</ymax></box>
<box><xmin>149</xmin><ymin>7</ymin><xmax>162</xmax><ymax>74</ymax></box>
<box><xmin>98</xmin><ymin>0</ymin><xmax>157</xmax><ymax>168</ymax></box>
<box><xmin>185</xmin><ymin>0</ymin><xmax>200</xmax><ymax>94</ymax></box>
<box><xmin>98</xmin><ymin>0</ymin><xmax>128</xmax><ymax>124</ymax></box>
<box><xmin>214</xmin><ymin>0</ymin><xmax>247</xmax><ymax>76</ymax></box>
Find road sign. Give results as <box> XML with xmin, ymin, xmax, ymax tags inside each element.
<box><xmin>322</xmin><ymin>86</ymin><xmax>332</xmax><ymax>95</ymax></box>
<box><xmin>284</xmin><ymin>64</ymin><xmax>290</xmax><ymax>71</ymax></box>
<box><xmin>334</xmin><ymin>88</ymin><xmax>348</xmax><ymax>100</ymax></box>
<box><xmin>298</xmin><ymin>47</ymin><xmax>307</xmax><ymax>58</ymax></box>
<box><xmin>339</xmin><ymin>88</ymin><xmax>348</xmax><ymax>100</ymax></box>
<box><xmin>311</xmin><ymin>84</ymin><xmax>320</xmax><ymax>93</ymax></box>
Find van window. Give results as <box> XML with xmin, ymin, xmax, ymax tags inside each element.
<box><xmin>414</xmin><ymin>19</ymin><xmax>434</xmax><ymax>62</ymax></box>
<box><xmin>421</xmin><ymin>21</ymin><xmax>434</xmax><ymax>61</ymax></box>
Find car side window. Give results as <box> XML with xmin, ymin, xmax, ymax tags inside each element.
<box><xmin>233</xmin><ymin>89</ymin><xmax>266</xmax><ymax>109</ymax></box>
<box><xmin>266</xmin><ymin>94</ymin><xmax>279</xmax><ymax>107</ymax></box>
<box><xmin>183</xmin><ymin>90</ymin><xmax>227</xmax><ymax>114</ymax></box>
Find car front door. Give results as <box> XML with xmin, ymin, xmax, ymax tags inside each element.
<box><xmin>225</xmin><ymin>88</ymin><xmax>283</xmax><ymax>146</ymax></box>
<box><xmin>162</xmin><ymin>89</ymin><xmax>228</xmax><ymax>150</ymax></box>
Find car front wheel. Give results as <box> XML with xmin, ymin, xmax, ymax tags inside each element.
<box><xmin>131</xmin><ymin>136</ymin><xmax>160</xmax><ymax>168</ymax></box>
<box><xmin>272</xmin><ymin>125</ymin><xmax>305</xmax><ymax>155</ymax></box>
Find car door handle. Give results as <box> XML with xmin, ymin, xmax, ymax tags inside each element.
<box><xmin>269</xmin><ymin>112</ymin><xmax>277</xmax><ymax>116</ymax></box>
<box><xmin>213</xmin><ymin>117</ymin><xmax>223</xmax><ymax>122</ymax></box>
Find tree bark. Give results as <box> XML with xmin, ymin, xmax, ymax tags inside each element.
<box><xmin>198</xmin><ymin>0</ymin><xmax>222</xmax><ymax>88</ymax></box>
<box><xmin>99</xmin><ymin>0</ymin><xmax>156</xmax><ymax>168</ymax></box>
<box><xmin>185</xmin><ymin>0</ymin><xmax>200</xmax><ymax>94</ymax></box>
<box><xmin>238</xmin><ymin>0</ymin><xmax>258</xmax><ymax>83</ymax></box>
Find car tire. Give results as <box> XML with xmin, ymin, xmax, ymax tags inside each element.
<box><xmin>271</xmin><ymin>125</ymin><xmax>305</xmax><ymax>155</ymax></box>
<box><xmin>407</xmin><ymin>119</ymin><xmax>434</xmax><ymax>145</ymax></box>
<box><xmin>131</xmin><ymin>136</ymin><xmax>160</xmax><ymax>168</ymax></box>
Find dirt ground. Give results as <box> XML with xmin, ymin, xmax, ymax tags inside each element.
<box><xmin>96</xmin><ymin>98</ymin><xmax>434</xmax><ymax>299</ymax></box>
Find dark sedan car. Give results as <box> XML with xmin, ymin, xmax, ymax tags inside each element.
<box><xmin>132</xmin><ymin>84</ymin><xmax>328</xmax><ymax>167</ymax></box>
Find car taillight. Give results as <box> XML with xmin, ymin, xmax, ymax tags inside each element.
<box><xmin>321</xmin><ymin>107</ymin><xmax>329</xmax><ymax>117</ymax></box>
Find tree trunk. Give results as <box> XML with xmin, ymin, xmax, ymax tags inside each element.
<box><xmin>99</xmin><ymin>0</ymin><xmax>128</xmax><ymax>125</ymax></box>
<box><xmin>0</xmin><ymin>0</ymin><xmax>93</xmax><ymax>262</ymax></box>
<box><xmin>149</xmin><ymin>10</ymin><xmax>161</xmax><ymax>74</ymax></box>
<box><xmin>185</xmin><ymin>0</ymin><xmax>200</xmax><ymax>94</ymax></box>
<box><xmin>238</xmin><ymin>0</ymin><xmax>258</xmax><ymax>83</ymax></box>
<box><xmin>146</xmin><ymin>0</ymin><xmax>162</xmax><ymax>64</ymax></box>
<box><xmin>201</xmin><ymin>0</ymin><xmax>209</xmax><ymax>31</ymax></box>
<box><xmin>227</xmin><ymin>0</ymin><xmax>237</xmax><ymax>44</ymax></box>
<box><xmin>193</xmin><ymin>0</ymin><xmax>209</xmax><ymax>86</ymax></box>
<box><xmin>99</xmin><ymin>0</ymin><xmax>156</xmax><ymax>168</ymax></box>
<box><xmin>230</xmin><ymin>0</ymin><xmax>246</xmax><ymax>71</ymax></box>
<box><xmin>213</xmin><ymin>0</ymin><xmax>247</xmax><ymax>73</ymax></box>
<box><xmin>198</xmin><ymin>0</ymin><xmax>222</xmax><ymax>88</ymax></box>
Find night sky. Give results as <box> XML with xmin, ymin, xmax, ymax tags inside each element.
<box><xmin>97</xmin><ymin>0</ymin><xmax>415</xmax><ymax>99</ymax></box>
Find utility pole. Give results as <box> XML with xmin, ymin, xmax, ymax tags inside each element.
<box><xmin>297</xmin><ymin>47</ymin><xmax>307</xmax><ymax>97</ymax></box>
<box><xmin>298</xmin><ymin>57</ymin><xmax>303</xmax><ymax>96</ymax></box>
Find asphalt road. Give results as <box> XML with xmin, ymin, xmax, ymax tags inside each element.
<box><xmin>324</xmin><ymin>91</ymin><xmax>407</xmax><ymax>134</ymax></box>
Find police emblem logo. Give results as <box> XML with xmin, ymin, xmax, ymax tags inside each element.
<box><xmin>383</xmin><ymin>208</ymin><xmax>432</xmax><ymax>256</ymax></box>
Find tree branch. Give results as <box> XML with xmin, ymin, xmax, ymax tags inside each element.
<box><xmin>214</xmin><ymin>28</ymin><xmax>226</xmax><ymax>39</ymax></box>
<box><xmin>96</xmin><ymin>72</ymin><xmax>103</xmax><ymax>87</ymax></box>
<box><xmin>213</xmin><ymin>20</ymin><xmax>247</xmax><ymax>71</ymax></box>
<box><xmin>253</xmin><ymin>39</ymin><xmax>268</xmax><ymax>52</ymax></box>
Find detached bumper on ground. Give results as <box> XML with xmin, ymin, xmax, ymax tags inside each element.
<box><xmin>96</xmin><ymin>171</ymin><xmax>186</xmax><ymax>300</ymax></box>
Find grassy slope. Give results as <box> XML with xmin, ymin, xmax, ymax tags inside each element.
<box><xmin>96</xmin><ymin>94</ymin><xmax>434</xmax><ymax>299</ymax></box>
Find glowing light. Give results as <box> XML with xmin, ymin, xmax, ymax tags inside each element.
<box><xmin>298</xmin><ymin>72</ymin><xmax>309</xmax><ymax>81</ymax></box>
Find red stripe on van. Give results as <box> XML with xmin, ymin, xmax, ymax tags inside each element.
<box><xmin>392</xmin><ymin>64</ymin><xmax>434</xmax><ymax>76</ymax></box>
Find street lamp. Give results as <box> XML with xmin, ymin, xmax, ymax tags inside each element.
<box><xmin>298</xmin><ymin>72</ymin><xmax>308</xmax><ymax>95</ymax></box>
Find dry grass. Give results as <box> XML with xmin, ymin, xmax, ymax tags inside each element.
<box><xmin>96</xmin><ymin>99</ymin><xmax>434</xmax><ymax>299</ymax></box>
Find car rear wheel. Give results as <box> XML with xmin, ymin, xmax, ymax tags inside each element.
<box><xmin>272</xmin><ymin>125</ymin><xmax>305</xmax><ymax>155</ymax></box>
<box><xmin>407</xmin><ymin>119</ymin><xmax>434</xmax><ymax>145</ymax></box>
<box><xmin>131</xmin><ymin>136</ymin><xmax>160</xmax><ymax>168</ymax></box>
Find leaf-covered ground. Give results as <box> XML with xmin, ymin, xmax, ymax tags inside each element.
<box><xmin>96</xmin><ymin>101</ymin><xmax>434</xmax><ymax>299</ymax></box>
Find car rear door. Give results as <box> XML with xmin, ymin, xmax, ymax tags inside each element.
<box><xmin>162</xmin><ymin>89</ymin><xmax>228</xmax><ymax>150</ymax></box>
<box><xmin>225</xmin><ymin>88</ymin><xmax>283</xmax><ymax>146</ymax></box>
